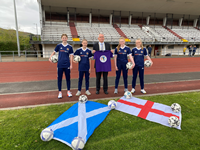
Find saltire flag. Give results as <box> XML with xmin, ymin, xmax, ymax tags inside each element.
<box><xmin>115</xmin><ymin>96</ymin><xmax>182</xmax><ymax>130</ymax></box>
<box><xmin>47</xmin><ymin>101</ymin><xmax>111</xmax><ymax>147</ymax></box>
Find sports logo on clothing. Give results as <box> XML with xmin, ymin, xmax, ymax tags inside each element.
<box><xmin>67</xmin><ymin>48</ymin><xmax>69</xmax><ymax>50</ymax></box>
<box><xmin>100</xmin><ymin>55</ymin><xmax>107</xmax><ymax>63</ymax></box>
<box><xmin>86</xmin><ymin>52</ymin><xmax>88</xmax><ymax>55</ymax></box>
<box><xmin>60</xmin><ymin>47</ymin><xmax>62</xmax><ymax>49</ymax></box>
<box><xmin>80</xmin><ymin>52</ymin><xmax>82</xmax><ymax>54</ymax></box>
<box><xmin>141</xmin><ymin>51</ymin><xmax>143</xmax><ymax>53</ymax></box>
<box><xmin>124</xmin><ymin>50</ymin><xmax>126</xmax><ymax>52</ymax></box>
<box><xmin>135</xmin><ymin>51</ymin><xmax>137</xmax><ymax>53</ymax></box>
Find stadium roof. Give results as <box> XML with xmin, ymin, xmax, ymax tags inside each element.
<box><xmin>40</xmin><ymin>0</ymin><xmax>200</xmax><ymax>16</ymax></box>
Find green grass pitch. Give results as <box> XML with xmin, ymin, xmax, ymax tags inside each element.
<box><xmin>0</xmin><ymin>92</ymin><xmax>200</xmax><ymax>150</ymax></box>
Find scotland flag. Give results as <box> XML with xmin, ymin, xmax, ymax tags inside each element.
<box><xmin>48</xmin><ymin>101</ymin><xmax>111</xmax><ymax>147</ymax></box>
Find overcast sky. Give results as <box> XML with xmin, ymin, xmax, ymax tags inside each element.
<box><xmin>0</xmin><ymin>0</ymin><xmax>40</xmax><ymax>34</ymax></box>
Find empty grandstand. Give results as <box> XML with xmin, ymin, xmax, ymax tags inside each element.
<box><xmin>33</xmin><ymin>0</ymin><xmax>200</xmax><ymax>57</ymax></box>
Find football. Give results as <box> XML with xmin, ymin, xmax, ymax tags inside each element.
<box><xmin>51</xmin><ymin>55</ymin><xmax>58</xmax><ymax>63</ymax></box>
<box><xmin>168</xmin><ymin>116</ymin><xmax>180</xmax><ymax>128</ymax></box>
<box><xmin>108</xmin><ymin>100</ymin><xmax>117</xmax><ymax>109</ymax></box>
<box><xmin>40</xmin><ymin>128</ymin><xmax>54</xmax><ymax>141</ymax></box>
<box><xmin>126</xmin><ymin>62</ymin><xmax>133</xmax><ymax>69</ymax></box>
<box><xmin>74</xmin><ymin>55</ymin><xmax>81</xmax><ymax>62</ymax></box>
<box><xmin>171</xmin><ymin>103</ymin><xmax>181</xmax><ymax>113</ymax></box>
<box><xmin>124</xmin><ymin>91</ymin><xmax>132</xmax><ymax>99</ymax></box>
<box><xmin>71</xmin><ymin>137</ymin><xmax>85</xmax><ymax>150</ymax></box>
<box><xmin>79</xmin><ymin>95</ymin><xmax>88</xmax><ymax>103</ymax></box>
<box><xmin>144</xmin><ymin>60</ymin><xmax>151</xmax><ymax>67</ymax></box>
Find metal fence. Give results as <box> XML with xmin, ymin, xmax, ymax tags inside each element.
<box><xmin>0</xmin><ymin>49</ymin><xmax>199</xmax><ymax>62</ymax></box>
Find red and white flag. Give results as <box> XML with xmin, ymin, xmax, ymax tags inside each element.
<box><xmin>116</xmin><ymin>96</ymin><xmax>182</xmax><ymax>130</ymax></box>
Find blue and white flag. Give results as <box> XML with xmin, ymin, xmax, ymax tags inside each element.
<box><xmin>48</xmin><ymin>101</ymin><xmax>111</xmax><ymax>147</ymax></box>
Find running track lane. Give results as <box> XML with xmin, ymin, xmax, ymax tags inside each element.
<box><xmin>0</xmin><ymin>57</ymin><xmax>200</xmax><ymax>83</ymax></box>
<box><xmin>0</xmin><ymin>80</ymin><xmax>200</xmax><ymax>108</ymax></box>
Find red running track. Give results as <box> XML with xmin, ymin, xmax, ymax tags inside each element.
<box><xmin>0</xmin><ymin>57</ymin><xmax>200</xmax><ymax>83</ymax></box>
<box><xmin>0</xmin><ymin>80</ymin><xmax>200</xmax><ymax>109</ymax></box>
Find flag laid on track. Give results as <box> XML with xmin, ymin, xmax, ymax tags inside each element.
<box><xmin>115</xmin><ymin>96</ymin><xmax>182</xmax><ymax>130</ymax></box>
<box><xmin>48</xmin><ymin>101</ymin><xmax>111</xmax><ymax>147</ymax></box>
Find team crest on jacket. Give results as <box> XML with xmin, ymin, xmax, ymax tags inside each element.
<box><xmin>124</xmin><ymin>50</ymin><xmax>126</xmax><ymax>52</ymax></box>
<box><xmin>67</xmin><ymin>48</ymin><xmax>69</xmax><ymax>50</ymax></box>
<box><xmin>86</xmin><ymin>52</ymin><xmax>88</xmax><ymax>55</ymax></box>
<box><xmin>141</xmin><ymin>51</ymin><xmax>143</xmax><ymax>53</ymax></box>
<box><xmin>100</xmin><ymin>55</ymin><xmax>107</xmax><ymax>63</ymax></box>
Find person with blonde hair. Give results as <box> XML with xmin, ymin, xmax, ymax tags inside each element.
<box><xmin>49</xmin><ymin>34</ymin><xmax>73</xmax><ymax>98</ymax></box>
<box><xmin>74</xmin><ymin>39</ymin><xmax>93</xmax><ymax>96</ymax></box>
<box><xmin>114</xmin><ymin>37</ymin><xmax>135</xmax><ymax>94</ymax></box>
<box><xmin>131</xmin><ymin>39</ymin><xmax>153</xmax><ymax>94</ymax></box>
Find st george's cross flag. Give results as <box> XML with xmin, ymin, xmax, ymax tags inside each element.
<box><xmin>94</xmin><ymin>50</ymin><xmax>113</xmax><ymax>72</ymax></box>
<box><xmin>47</xmin><ymin>101</ymin><xmax>111</xmax><ymax>147</ymax></box>
<box><xmin>115</xmin><ymin>96</ymin><xmax>182</xmax><ymax>130</ymax></box>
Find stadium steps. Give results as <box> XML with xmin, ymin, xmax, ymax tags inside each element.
<box><xmin>113</xmin><ymin>24</ymin><xmax>130</xmax><ymax>42</ymax></box>
<box><xmin>163</xmin><ymin>26</ymin><xmax>188</xmax><ymax>42</ymax></box>
<box><xmin>69</xmin><ymin>22</ymin><xmax>80</xmax><ymax>41</ymax></box>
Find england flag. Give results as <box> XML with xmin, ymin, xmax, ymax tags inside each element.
<box><xmin>47</xmin><ymin>101</ymin><xmax>111</xmax><ymax>147</ymax></box>
<box><xmin>116</xmin><ymin>96</ymin><xmax>182</xmax><ymax>130</ymax></box>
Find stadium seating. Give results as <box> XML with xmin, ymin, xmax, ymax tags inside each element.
<box><xmin>41</xmin><ymin>21</ymin><xmax>73</xmax><ymax>41</ymax></box>
<box><xmin>119</xmin><ymin>24</ymin><xmax>154</xmax><ymax>42</ymax></box>
<box><xmin>171</xmin><ymin>26</ymin><xmax>200</xmax><ymax>42</ymax></box>
<box><xmin>146</xmin><ymin>25</ymin><xmax>181</xmax><ymax>42</ymax></box>
<box><xmin>41</xmin><ymin>21</ymin><xmax>200</xmax><ymax>43</ymax></box>
<box><xmin>76</xmin><ymin>23</ymin><xmax>121</xmax><ymax>42</ymax></box>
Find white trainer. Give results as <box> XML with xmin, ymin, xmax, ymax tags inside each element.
<box><xmin>131</xmin><ymin>88</ymin><xmax>135</xmax><ymax>93</ymax></box>
<box><xmin>114</xmin><ymin>89</ymin><xmax>118</xmax><ymax>94</ymax></box>
<box><xmin>67</xmin><ymin>91</ymin><xmax>72</xmax><ymax>97</ymax></box>
<box><xmin>124</xmin><ymin>88</ymin><xmax>128</xmax><ymax>92</ymax></box>
<box><xmin>76</xmin><ymin>91</ymin><xmax>81</xmax><ymax>96</ymax></box>
<box><xmin>141</xmin><ymin>89</ymin><xmax>147</xmax><ymax>94</ymax></box>
<box><xmin>85</xmin><ymin>90</ymin><xmax>91</xmax><ymax>95</ymax></box>
<box><xmin>58</xmin><ymin>92</ymin><xmax>62</xmax><ymax>99</ymax></box>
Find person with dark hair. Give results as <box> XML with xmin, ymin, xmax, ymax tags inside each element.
<box><xmin>188</xmin><ymin>45</ymin><xmax>192</xmax><ymax>57</ymax></box>
<box><xmin>148</xmin><ymin>45</ymin><xmax>152</xmax><ymax>57</ymax></box>
<box><xmin>192</xmin><ymin>45</ymin><xmax>197</xmax><ymax>57</ymax></box>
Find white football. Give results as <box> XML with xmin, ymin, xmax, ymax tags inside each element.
<box><xmin>51</xmin><ymin>55</ymin><xmax>58</xmax><ymax>63</ymax></box>
<box><xmin>71</xmin><ymin>137</ymin><xmax>85</xmax><ymax>150</ymax></box>
<box><xmin>40</xmin><ymin>128</ymin><xmax>54</xmax><ymax>141</ymax></box>
<box><xmin>168</xmin><ymin>116</ymin><xmax>180</xmax><ymax>128</ymax></box>
<box><xmin>171</xmin><ymin>103</ymin><xmax>181</xmax><ymax>113</ymax></box>
<box><xmin>74</xmin><ymin>55</ymin><xmax>81</xmax><ymax>62</ymax></box>
<box><xmin>79</xmin><ymin>95</ymin><xmax>88</xmax><ymax>103</ymax></box>
<box><xmin>108</xmin><ymin>100</ymin><xmax>117</xmax><ymax>109</ymax></box>
<box><xmin>144</xmin><ymin>60</ymin><xmax>151</xmax><ymax>67</ymax></box>
<box><xmin>126</xmin><ymin>62</ymin><xmax>133</xmax><ymax>69</ymax></box>
<box><xmin>124</xmin><ymin>91</ymin><xmax>132</xmax><ymax>99</ymax></box>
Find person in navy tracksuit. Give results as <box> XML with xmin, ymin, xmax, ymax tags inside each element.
<box><xmin>192</xmin><ymin>45</ymin><xmax>197</xmax><ymax>57</ymax></box>
<box><xmin>114</xmin><ymin>37</ymin><xmax>135</xmax><ymax>94</ymax></box>
<box><xmin>74</xmin><ymin>39</ymin><xmax>93</xmax><ymax>96</ymax></box>
<box><xmin>49</xmin><ymin>34</ymin><xmax>73</xmax><ymax>98</ymax></box>
<box><xmin>188</xmin><ymin>45</ymin><xmax>192</xmax><ymax>57</ymax></box>
<box><xmin>131</xmin><ymin>39</ymin><xmax>153</xmax><ymax>94</ymax></box>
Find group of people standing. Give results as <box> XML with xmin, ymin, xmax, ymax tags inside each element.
<box><xmin>183</xmin><ymin>45</ymin><xmax>197</xmax><ymax>57</ymax></box>
<box><xmin>49</xmin><ymin>33</ymin><xmax>153</xmax><ymax>99</ymax></box>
